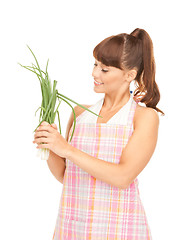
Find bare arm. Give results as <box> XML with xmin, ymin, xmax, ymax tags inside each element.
<box><xmin>65</xmin><ymin>107</ymin><xmax>159</xmax><ymax>189</ymax></box>
<box><xmin>46</xmin><ymin>104</ymin><xmax>91</xmax><ymax>183</ymax></box>
<box><xmin>117</xmin><ymin>107</ymin><xmax>159</xmax><ymax>188</ymax></box>
<box><xmin>46</xmin><ymin>108</ymin><xmax>75</xmax><ymax>183</ymax></box>
<box><xmin>46</xmin><ymin>150</ymin><xmax>66</xmax><ymax>183</ymax></box>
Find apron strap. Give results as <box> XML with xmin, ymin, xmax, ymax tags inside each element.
<box><xmin>126</xmin><ymin>94</ymin><xmax>137</xmax><ymax>128</ymax></box>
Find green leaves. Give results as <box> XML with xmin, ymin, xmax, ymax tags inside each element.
<box><xmin>18</xmin><ymin>46</ymin><xmax>103</xmax><ymax>142</ymax></box>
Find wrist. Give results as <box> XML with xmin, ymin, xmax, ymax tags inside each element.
<box><xmin>64</xmin><ymin>143</ymin><xmax>75</xmax><ymax>159</ymax></box>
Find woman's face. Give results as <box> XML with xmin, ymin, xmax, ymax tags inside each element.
<box><xmin>92</xmin><ymin>59</ymin><xmax>129</xmax><ymax>94</ymax></box>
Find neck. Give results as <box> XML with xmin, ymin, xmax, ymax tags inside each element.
<box><xmin>103</xmin><ymin>91</ymin><xmax>131</xmax><ymax>111</ymax></box>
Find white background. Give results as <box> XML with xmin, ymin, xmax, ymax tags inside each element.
<box><xmin>0</xmin><ymin>0</ymin><xmax>180</xmax><ymax>239</ymax></box>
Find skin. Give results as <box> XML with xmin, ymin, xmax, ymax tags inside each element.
<box><xmin>92</xmin><ymin>59</ymin><xmax>137</xmax><ymax>123</ymax></box>
<box><xmin>33</xmin><ymin>59</ymin><xmax>159</xmax><ymax>189</ymax></box>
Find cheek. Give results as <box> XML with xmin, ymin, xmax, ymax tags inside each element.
<box><xmin>103</xmin><ymin>74</ymin><xmax>123</xmax><ymax>87</ymax></box>
<box><xmin>100</xmin><ymin>73</ymin><xmax>110</xmax><ymax>82</ymax></box>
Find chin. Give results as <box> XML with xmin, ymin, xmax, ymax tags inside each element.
<box><xmin>93</xmin><ymin>88</ymin><xmax>105</xmax><ymax>93</ymax></box>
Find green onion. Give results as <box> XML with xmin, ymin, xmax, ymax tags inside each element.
<box><xmin>18</xmin><ymin>45</ymin><xmax>103</xmax><ymax>160</ymax></box>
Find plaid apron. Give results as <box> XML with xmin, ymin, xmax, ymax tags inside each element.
<box><xmin>53</xmin><ymin>97</ymin><xmax>152</xmax><ymax>239</ymax></box>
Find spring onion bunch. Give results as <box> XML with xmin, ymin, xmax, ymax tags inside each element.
<box><xmin>18</xmin><ymin>45</ymin><xmax>102</xmax><ymax>160</ymax></box>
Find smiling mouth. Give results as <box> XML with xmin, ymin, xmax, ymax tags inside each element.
<box><xmin>94</xmin><ymin>79</ymin><xmax>104</xmax><ymax>85</ymax></box>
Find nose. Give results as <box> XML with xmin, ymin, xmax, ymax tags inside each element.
<box><xmin>92</xmin><ymin>66</ymin><xmax>100</xmax><ymax>78</ymax></box>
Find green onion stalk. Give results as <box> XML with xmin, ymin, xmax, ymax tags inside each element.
<box><xmin>18</xmin><ymin>45</ymin><xmax>103</xmax><ymax>160</ymax></box>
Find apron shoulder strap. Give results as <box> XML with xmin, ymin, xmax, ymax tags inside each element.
<box><xmin>126</xmin><ymin>96</ymin><xmax>137</xmax><ymax>128</ymax></box>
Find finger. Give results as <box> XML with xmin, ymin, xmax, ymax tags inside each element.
<box><xmin>36</xmin><ymin>125</ymin><xmax>54</xmax><ymax>133</ymax></box>
<box><xmin>51</xmin><ymin>123</ymin><xmax>58</xmax><ymax>130</ymax></box>
<box><xmin>34</xmin><ymin>137</ymin><xmax>50</xmax><ymax>144</ymax></box>
<box><xmin>36</xmin><ymin>143</ymin><xmax>49</xmax><ymax>149</ymax></box>
<box><xmin>34</xmin><ymin>131</ymin><xmax>50</xmax><ymax>139</ymax></box>
<box><xmin>40</xmin><ymin>121</ymin><xmax>50</xmax><ymax>126</ymax></box>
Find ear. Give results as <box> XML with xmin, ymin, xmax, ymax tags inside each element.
<box><xmin>127</xmin><ymin>69</ymin><xmax>137</xmax><ymax>83</ymax></box>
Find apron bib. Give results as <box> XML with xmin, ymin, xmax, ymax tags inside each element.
<box><xmin>53</xmin><ymin>97</ymin><xmax>152</xmax><ymax>239</ymax></box>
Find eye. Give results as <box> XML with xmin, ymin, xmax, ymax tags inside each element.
<box><xmin>93</xmin><ymin>63</ymin><xmax>108</xmax><ymax>72</ymax></box>
<box><xmin>101</xmin><ymin>69</ymin><xmax>108</xmax><ymax>73</ymax></box>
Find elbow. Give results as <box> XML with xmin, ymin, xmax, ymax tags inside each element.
<box><xmin>119</xmin><ymin>177</ymin><xmax>135</xmax><ymax>189</ymax></box>
<box><xmin>118</xmin><ymin>181</ymin><xmax>129</xmax><ymax>190</ymax></box>
<box><xmin>121</xmin><ymin>182</ymin><xmax>130</xmax><ymax>189</ymax></box>
<box><xmin>117</xmin><ymin>180</ymin><xmax>130</xmax><ymax>190</ymax></box>
<box><xmin>58</xmin><ymin>171</ymin><xmax>66</xmax><ymax>184</ymax></box>
<box><xmin>58</xmin><ymin>175</ymin><xmax>64</xmax><ymax>184</ymax></box>
<box><xmin>114</xmin><ymin>174</ymin><xmax>129</xmax><ymax>189</ymax></box>
<box><xmin>58</xmin><ymin>178</ymin><xmax>63</xmax><ymax>184</ymax></box>
<box><xmin>115</xmin><ymin>164</ymin><xmax>134</xmax><ymax>189</ymax></box>
<box><xmin>114</xmin><ymin>167</ymin><xmax>131</xmax><ymax>189</ymax></box>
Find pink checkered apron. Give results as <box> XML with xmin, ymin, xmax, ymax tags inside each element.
<box><xmin>52</xmin><ymin>97</ymin><xmax>152</xmax><ymax>239</ymax></box>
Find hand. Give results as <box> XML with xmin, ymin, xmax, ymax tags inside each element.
<box><xmin>33</xmin><ymin>121</ymin><xmax>71</xmax><ymax>158</ymax></box>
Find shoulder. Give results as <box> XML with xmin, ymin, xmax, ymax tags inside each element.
<box><xmin>133</xmin><ymin>103</ymin><xmax>159</xmax><ymax>130</ymax></box>
<box><xmin>74</xmin><ymin>104</ymin><xmax>92</xmax><ymax>118</ymax></box>
<box><xmin>65</xmin><ymin>104</ymin><xmax>92</xmax><ymax>141</ymax></box>
<box><xmin>69</xmin><ymin>104</ymin><xmax>92</xmax><ymax>126</ymax></box>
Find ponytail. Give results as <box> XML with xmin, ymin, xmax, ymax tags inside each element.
<box><xmin>130</xmin><ymin>28</ymin><xmax>164</xmax><ymax>116</ymax></box>
<box><xmin>93</xmin><ymin>28</ymin><xmax>165</xmax><ymax>116</ymax></box>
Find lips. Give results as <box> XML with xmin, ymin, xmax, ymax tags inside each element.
<box><xmin>94</xmin><ymin>79</ymin><xmax>103</xmax><ymax>85</ymax></box>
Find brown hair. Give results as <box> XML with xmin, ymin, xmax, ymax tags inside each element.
<box><xmin>93</xmin><ymin>28</ymin><xmax>165</xmax><ymax>116</ymax></box>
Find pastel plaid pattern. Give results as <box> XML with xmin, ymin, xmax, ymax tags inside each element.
<box><xmin>52</xmin><ymin>98</ymin><xmax>152</xmax><ymax>239</ymax></box>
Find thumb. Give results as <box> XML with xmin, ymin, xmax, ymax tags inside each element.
<box><xmin>51</xmin><ymin>123</ymin><xmax>58</xmax><ymax>130</ymax></box>
<box><xmin>41</xmin><ymin>121</ymin><xmax>50</xmax><ymax>126</ymax></box>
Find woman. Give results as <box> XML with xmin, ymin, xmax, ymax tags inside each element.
<box><xmin>33</xmin><ymin>28</ymin><xmax>164</xmax><ymax>239</ymax></box>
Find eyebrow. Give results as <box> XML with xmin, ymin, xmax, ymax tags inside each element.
<box><xmin>95</xmin><ymin>61</ymin><xmax>109</xmax><ymax>68</ymax></box>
